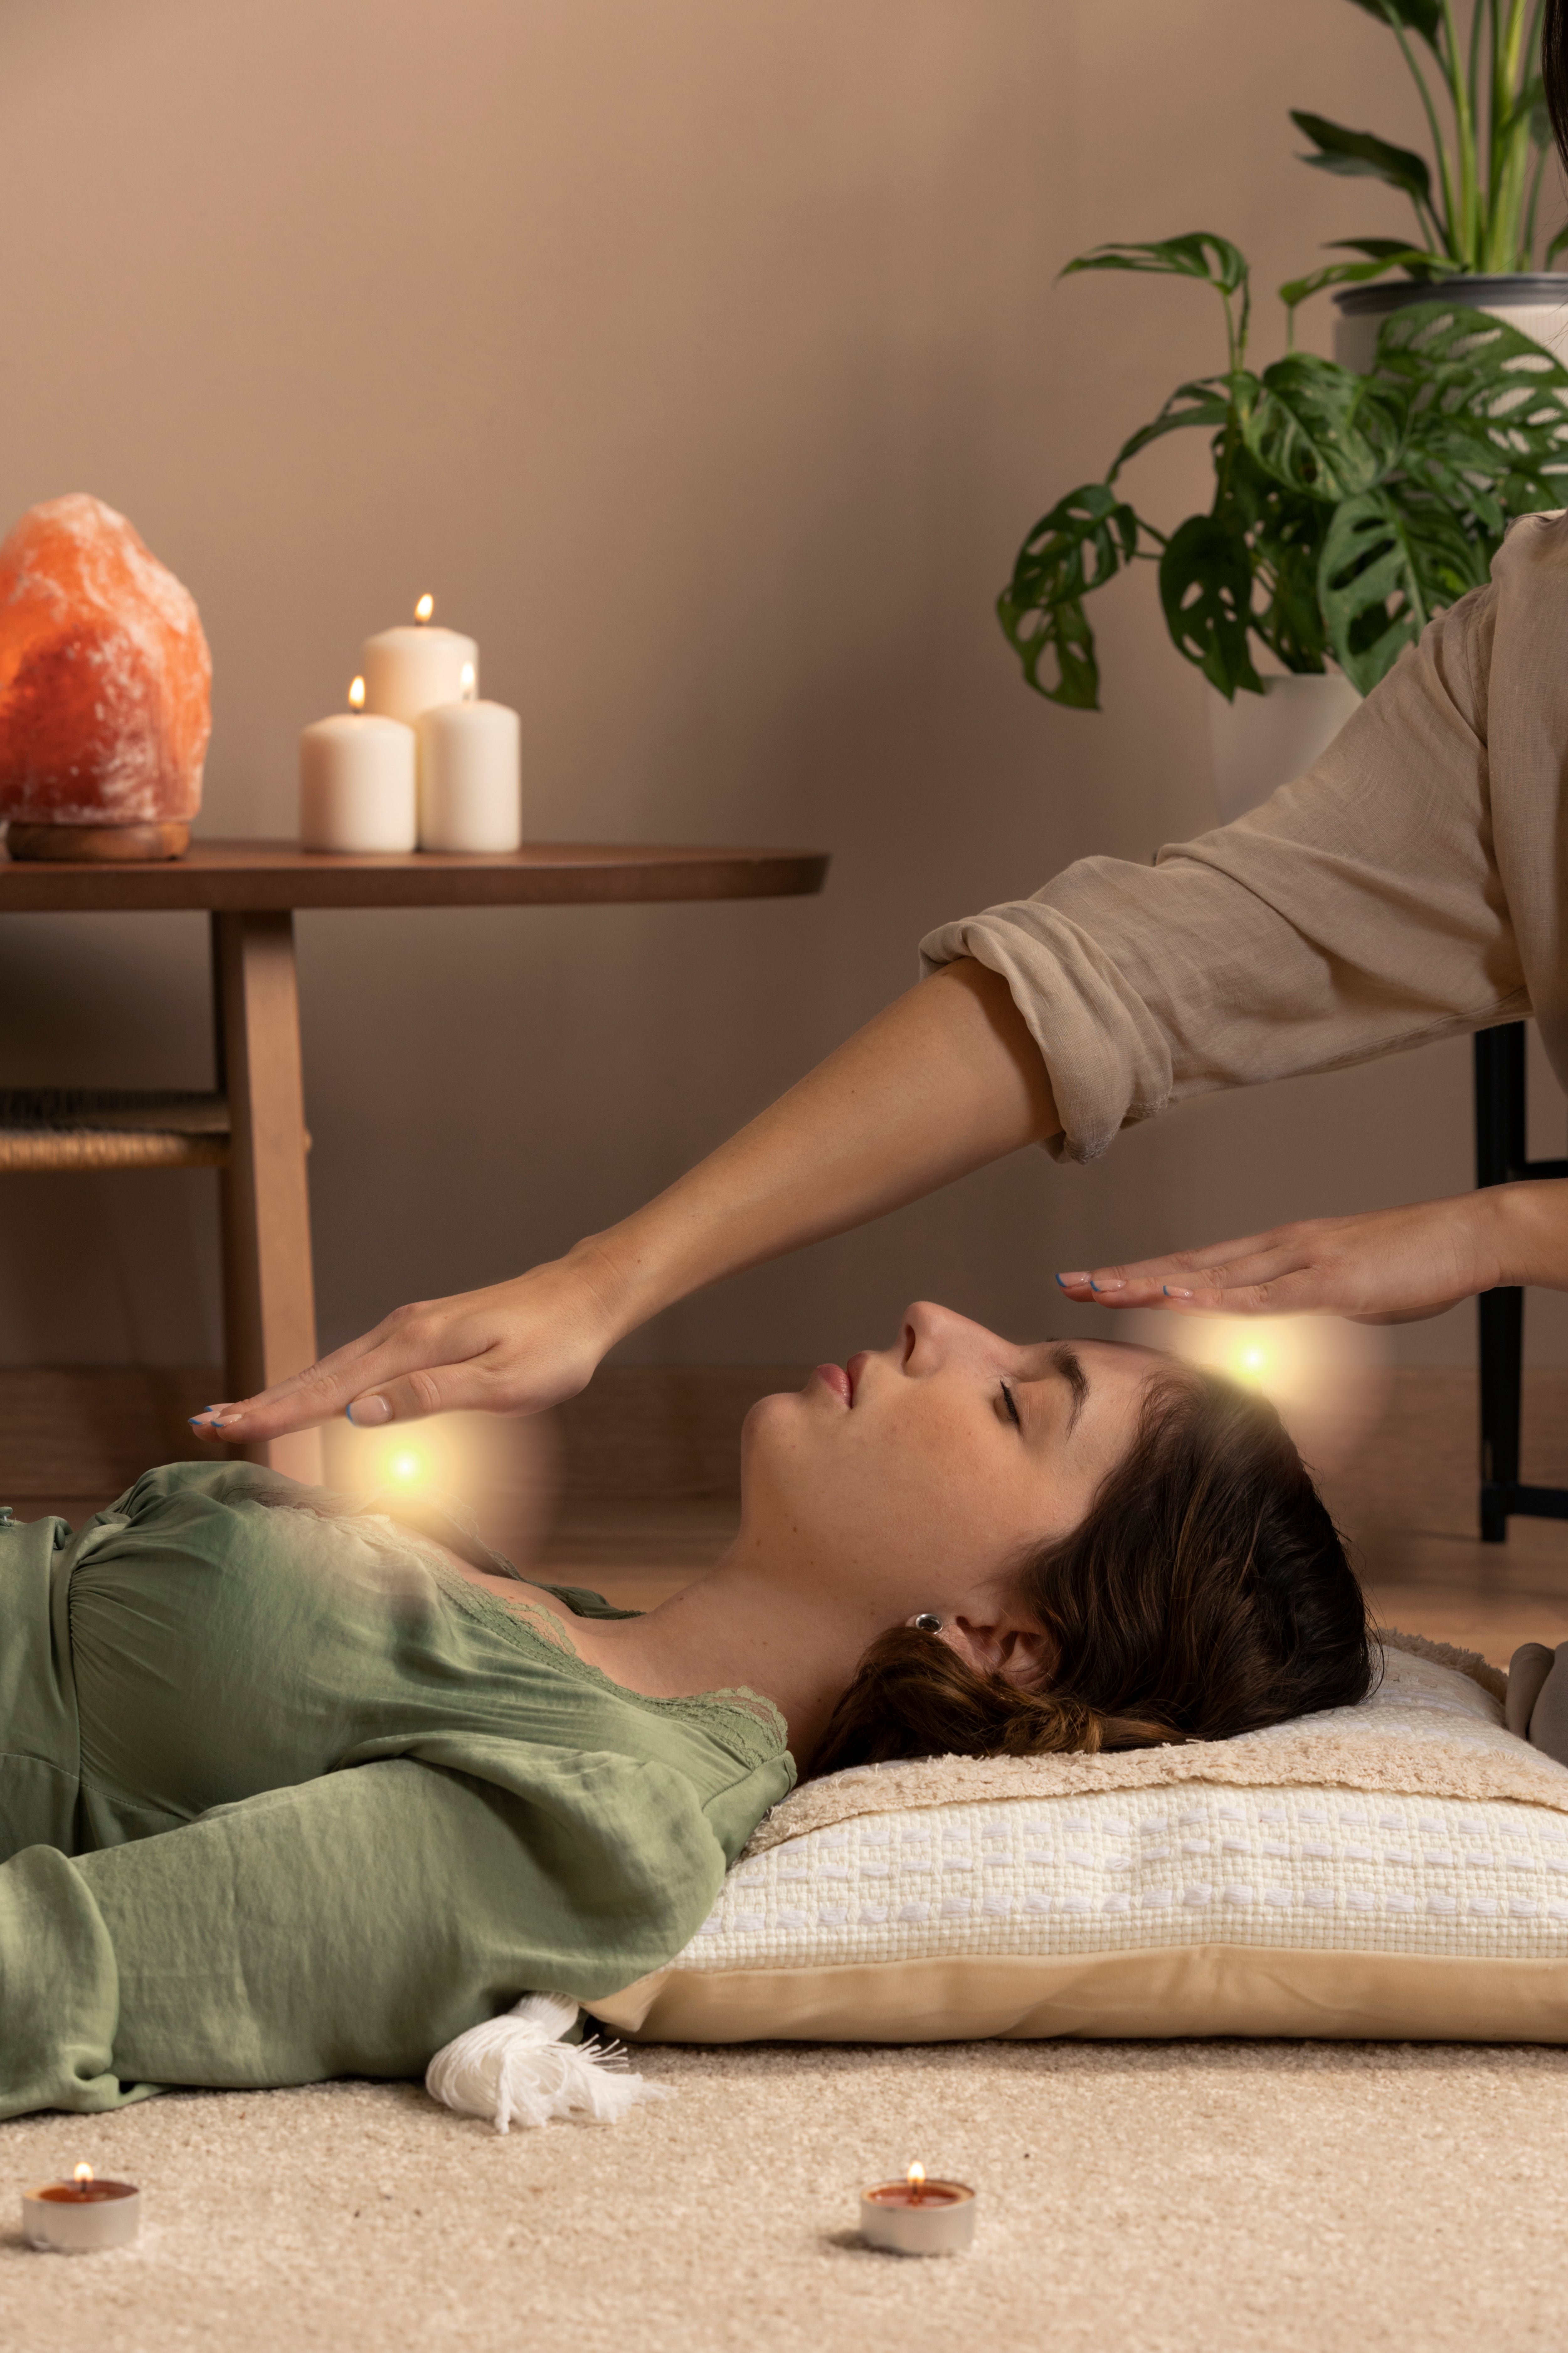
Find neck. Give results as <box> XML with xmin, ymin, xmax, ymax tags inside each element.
<box><xmin>562</xmin><ymin>1529</ymin><xmax>880</xmax><ymax>1768</ymax></box>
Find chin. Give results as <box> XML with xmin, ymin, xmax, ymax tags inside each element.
<box><xmin>738</xmin><ymin>1388</ymin><xmax>799</xmax><ymax>1472</ymax></box>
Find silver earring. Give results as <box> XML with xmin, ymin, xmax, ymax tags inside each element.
<box><xmin>914</xmin><ymin>1612</ymin><xmax>944</xmax><ymax>1634</ymax></box>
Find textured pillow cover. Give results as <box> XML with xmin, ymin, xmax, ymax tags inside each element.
<box><xmin>591</xmin><ymin>1638</ymin><xmax>1568</xmax><ymax>2046</ymax></box>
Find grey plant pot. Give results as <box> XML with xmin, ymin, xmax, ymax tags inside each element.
<box><xmin>1332</xmin><ymin>273</ymin><xmax>1568</xmax><ymax>372</ymax></box>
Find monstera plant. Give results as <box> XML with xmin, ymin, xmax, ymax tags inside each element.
<box><xmin>997</xmin><ymin>232</ymin><xmax>1568</xmax><ymax>705</ymax></box>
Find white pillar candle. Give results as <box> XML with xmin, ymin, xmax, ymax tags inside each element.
<box><xmin>299</xmin><ymin>678</ymin><xmax>417</xmax><ymax>853</ymax></box>
<box><xmin>361</xmin><ymin>593</ymin><xmax>479</xmax><ymax>726</ymax></box>
<box><xmin>416</xmin><ymin>680</ymin><xmax>522</xmax><ymax>853</ymax></box>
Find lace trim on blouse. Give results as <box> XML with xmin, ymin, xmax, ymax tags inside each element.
<box><xmin>261</xmin><ymin>1499</ymin><xmax>788</xmax><ymax>1763</ymax></box>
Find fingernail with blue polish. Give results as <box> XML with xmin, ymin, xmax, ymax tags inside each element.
<box><xmin>347</xmin><ymin>1397</ymin><xmax>393</xmax><ymax>1428</ymax></box>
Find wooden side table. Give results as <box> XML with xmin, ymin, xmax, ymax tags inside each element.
<box><xmin>0</xmin><ymin>840</ymin><xmax>829</xmax><ymax>1482</ymax></box>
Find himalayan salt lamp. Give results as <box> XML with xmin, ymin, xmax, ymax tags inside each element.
<box><xmin>0</xmin><ymin>494</ymin><xmax>211</xmax><ymax>862</ymax></box>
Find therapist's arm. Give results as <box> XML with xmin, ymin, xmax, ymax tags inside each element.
<box><xmin>193</xmin><ymin>959</ymin><xmax>1060</xmax><ymax>1441</ymax></box>
<box><xmin>1054</xmin><ymin>1179</ymin><xmax>1568</xmax><ymax>1325</ymax></box>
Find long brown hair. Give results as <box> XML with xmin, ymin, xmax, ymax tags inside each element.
<box><xmin>810</xmin><ymin>1366</ymin><xmax>1374</xmax><ymax>1776</ymax></box>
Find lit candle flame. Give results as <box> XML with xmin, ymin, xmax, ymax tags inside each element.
<box><xmin>348</xmin><ymin>676</ymin><xmax>366</xmax><ymax>713</ymax></box>
<box><xmin>460</xmin><ymin>661</ymin><xmax>476</xmax><ymax>701</ymax></box>
<box><xmin>907</xmin><ymin>2162</ymin><xmax>925</xmax><ymax>2203</ymax></box>
<box><xmin>73</xmin><ymin>2164</ymin><xmax>93</xmax><ymax>2185</ymax></box>
<box><xmin>415</xmin><ymin>593</ymin><xmax>434</xmax><ymax>624</ymax></box>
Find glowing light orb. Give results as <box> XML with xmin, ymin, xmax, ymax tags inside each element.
<box><xmin>388</xmin><ymin>1450</ymin><xmax>425</xmax><ymax>1484</ymax></box>
<box><xmin>1125</xmin><ymin>1308</ymin><xmax>1391</xmax><ymax>1473</ymax></box>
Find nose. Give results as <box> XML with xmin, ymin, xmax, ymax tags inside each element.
<box><xmin>900</xmin><ymin>1300</ymin><xmax>999</xmax><ymax>1370</ymax></box>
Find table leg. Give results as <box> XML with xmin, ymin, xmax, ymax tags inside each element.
<box><xmin>212</xmin><ymin>910</ymin><xmax>324</xmax><ymax>1485</ymax></box>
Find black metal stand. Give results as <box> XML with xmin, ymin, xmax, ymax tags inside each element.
<box><xmin>1475</xmin><ymin>1022</ymin><xmax>1568</xmax><ymax>1541</ymax></box>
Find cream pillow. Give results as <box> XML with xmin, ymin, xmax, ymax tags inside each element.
<box><xmin>593</xmin><ymin>1637</ymin><xmax>1568</xmax><ymax>2047</ymax></box>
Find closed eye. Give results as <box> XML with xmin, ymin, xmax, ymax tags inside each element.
<box><xmin>1000</xmin><ymin>1379</ymin><xmax>1022</xmax><ymax>1430</ymax></box>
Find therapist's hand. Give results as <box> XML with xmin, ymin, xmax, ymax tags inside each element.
<box><xmin>1054</xmin><ymin>1188</ymin><xmax>1534</xmax><ymax>1325</ymax></box>
<box><xmin>188</xmin><ymin>1251</ymin><xmax>621</xmax><ymax>1443</ymax></box>
<box><xmin>190</xmin><ymin>958</ymin><xmax>1059</xmax><ymax>1445</ymax></box>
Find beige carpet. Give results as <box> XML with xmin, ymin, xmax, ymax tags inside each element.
<box><xmin>6</xmin><ymin>2039</ymin><xmax>1568</xmax><ymax>2352</ymax></box>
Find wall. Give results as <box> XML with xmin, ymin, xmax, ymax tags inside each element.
<box><xmin>0</xmin><ymin>0</ymin><xmax>1560</xmax><ymax>1376</ymax></box>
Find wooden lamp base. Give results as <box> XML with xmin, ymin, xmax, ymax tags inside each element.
<box><xmin>5</xmin><ymin>821</ymin><xmax>190</xmax><ymax>863</ymax></box>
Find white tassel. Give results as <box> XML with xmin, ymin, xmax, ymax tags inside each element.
<box><xmin>425</xmin><ymin>1993</ymin><xmax>670</xmax><ymax>2134</ymax></box>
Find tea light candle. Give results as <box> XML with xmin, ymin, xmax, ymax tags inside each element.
<box><xmin>416</xmin><ymin>667</ymin><xmax>522</xmax><ymax>852</ymax></box>
<box><xmin>23</xmin><ymin>2163</ymin><xmax>141</xmax><ymax>2253</ymax></box>
<box><xmin>362</xmin><ymin>593</ymin><xmax>479</xmax><ymax>726</ymax></box>
<box><xmin>299</xmin><ymin>677</ymin><xmax>417</xmax><ymax>853</ymax></box>
<box><xmin>860</xmin><ymin>2164</ymin><xmax>976</xmax><ymax>2256</ymax></box>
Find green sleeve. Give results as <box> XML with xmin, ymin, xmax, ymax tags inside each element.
<box><xmin>0</xmin><ymin>1749</ymin><xmax>726</xmax><ymax>2118</ymax></box>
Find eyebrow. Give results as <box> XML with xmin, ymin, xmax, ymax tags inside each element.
<box><xmin>1050</xmin><ymin>1344</ymin><xmax>1090</xmax><ymax>1436</ymax></box>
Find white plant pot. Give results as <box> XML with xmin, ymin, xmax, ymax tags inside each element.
<box><xmin>1207</xmin><ymin>673</ymin><xmax>1362</xmax><ymax>824</ymax></box>
<box><xmin>1332</xmin><ymin>271</ymin><xmax>1568</xmax><ymax>374</ymax></box>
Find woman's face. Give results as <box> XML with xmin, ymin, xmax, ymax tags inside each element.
<box><xmin>739</xmin><ymin>1300</ymin><xmax>1168</xmax><ymax>1673</ymax></box>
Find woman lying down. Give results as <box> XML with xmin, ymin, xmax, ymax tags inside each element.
<box><xmin>0</xmin><ymin>1301</ymin><xmax>1375</xmax><ymax>2121</ymax></box>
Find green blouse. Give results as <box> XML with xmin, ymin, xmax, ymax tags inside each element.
<box><xmin>0</xmin><ymin>1461</ymin><xmax>793</xmax><ymax>2119</ymax></box>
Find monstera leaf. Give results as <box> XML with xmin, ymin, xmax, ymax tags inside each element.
<box><xmin>997</xmin><ymin>484</ymin><xmax>1142</xmax><ymax>707</ymax></box>
<box><xmin>1371</xmin><ymin>299</ymin><xmax>1568</xmax><ymax>485</ymax></box>
<box><xmin>997</xmin><ymin>208</ymin><xmax>1568</xmax><ymax>712</ymax></box>
<box><xmin>1061</xmin><ymin>234</ymin><xmax>1249</xmax><ymax>295</ymax></box>
<box><xmin>1240</xmin><ymin>354</ymin><xmax>1393</xmax><ymax>501</ymax></box>
<box><xmin>1224</xmin><ymin>448</ymin><xmax>1335</xmax><ymax>673</ymax></box>
<box><xmin>1108</xmin><ymin>378</ymin><xmax>1237</xmax><ymax>478</ymax></box>
<box><xmin>1318</xmin><ymin>489</ymin><xmax>1488</xmax><ymax>690</ymax></box>
<box><xmin>1158</xmin><ymin>512</ymin><xmax>1263</xmax><ymax>699</ymax></box>
<box><xmin>1062</xmin><ymin>235</ymin><xmax>1252</xmax><ymax>359</ymax></box>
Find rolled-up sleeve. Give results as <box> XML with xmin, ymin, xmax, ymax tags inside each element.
<box><xmin>922</xmin><ymin>583</ymin><xmax>1526</xmax><ymax>1162</ymax></box>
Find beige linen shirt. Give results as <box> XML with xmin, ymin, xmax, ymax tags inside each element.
<box><xmin>920</xmin><ymin>511</ymin><xmax>1568</xmax><ymax>1163</ymax></box>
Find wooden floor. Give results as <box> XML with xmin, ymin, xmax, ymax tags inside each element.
<box><xmin>15</xmin><ymin>1485</ymin><xmax>1568</xmax><ymax>1672</ymax></box>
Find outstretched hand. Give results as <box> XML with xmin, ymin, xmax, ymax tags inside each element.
<box><xmin>1054</xmin><ymin>1190</ymin><xmax>1508</xmax><ymax>1326</ymax></box>
<box><xmin>188</xmin><ymin>1253</ymin><xmax>622</xmax><ymax>1445</ymax></box>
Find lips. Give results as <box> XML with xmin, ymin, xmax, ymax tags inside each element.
<box><xmin>814</xmin><ymin>1362</ymin><xmax>852</xmax><ymax>1407</ymax></box>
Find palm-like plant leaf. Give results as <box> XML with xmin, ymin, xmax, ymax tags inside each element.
<box><xmin>1341</xmin><ymin>0</ymin><xmax>1442</xmax><ymax>48</ymax></box>
<box><xmin>1290</xmin><ymin>111</ymin><xmax>1434</xmax><ymax>208</ymax></box>
<box><xmin>1279</xmin><ymin>250</ymin><xmax>1449</xmax><ymax>313</ymax></box>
